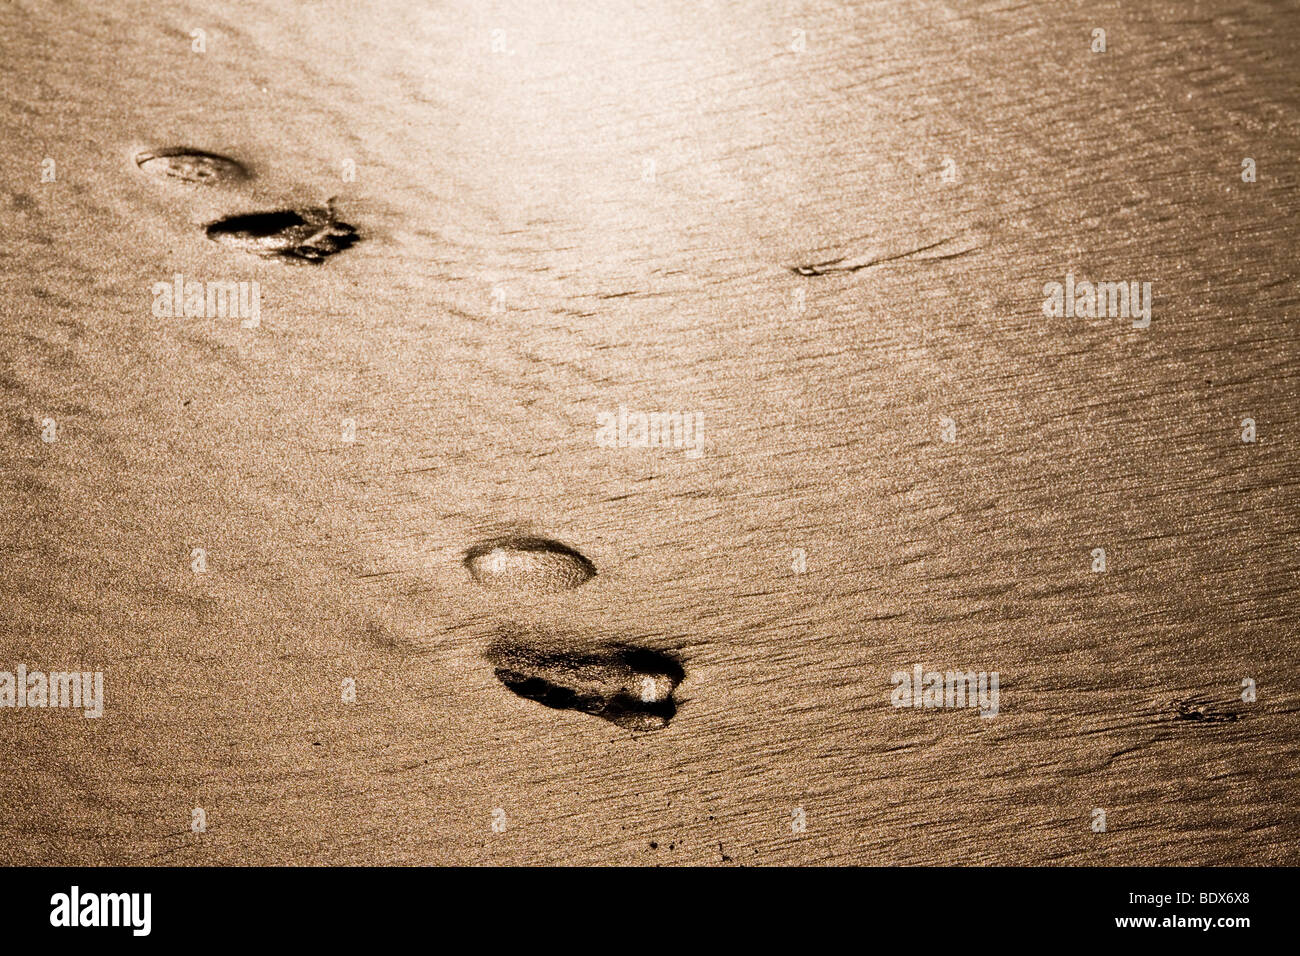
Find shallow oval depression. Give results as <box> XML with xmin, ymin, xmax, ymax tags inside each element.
<box><xmin>485</xmin><ymin>640</ymin><xmax>685</xmax><ymax>731</ymax></box>
<box><xmin>463</xmin><ymin>537</ymin><xmax>596</xmax><ymax>594</ymax></box>
<box><xmin>135</xmin><ymin>147</ymin><xmax>248</xmax><ymax>185</ymax></box>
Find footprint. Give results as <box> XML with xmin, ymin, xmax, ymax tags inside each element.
<box><xmin>790</xmin><ymin>233</ymin><xmax>981</xmax><ymax>276</ymax></box>
<box><xmin>1167</xmin><ymin>694</ymin><xmax>1243</xmax><ymax>725</ymax></box>
<box><xmin>204</xmin><ymin>199</ymin><xmax>358</xmax><ymax>262</ymax></box>
<box><xmin>485</xmin><ymin>639</ymin><xmax>685</xmax><ymax>731</ymax></box>
<box><xmin>463</xmin><ymin>537</ymin><xmax>596</xmax><ymax>593</ymax></box>
<box><xmin>135</xmin><ymin>147</ymin><xmax>248</xmax><ymax>185</ymax></box>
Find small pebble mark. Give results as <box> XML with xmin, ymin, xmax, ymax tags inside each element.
<box><xmin>135</xmin><ymin>147</ymin><xmax>248</xmax><ymax>185</ymax></box>
<box><xmin>205</xmin><ymin>200</ymin><xmax>358</xmax><ymax>262</ymax></box>
<box><xmin>485</xmin><ymin>640</ymin><xmax>685</xmax><ymax>731</ymax></box>
<box><xmin>464</xmin><ymin>537</ymin><xmax>596</xmax><ymax>593</ymax></box>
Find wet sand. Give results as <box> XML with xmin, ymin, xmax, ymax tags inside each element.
<box><xmin>1</xmin><ymin>0</ymin><xmax>1298</xmax><ymax>864</ymax></box>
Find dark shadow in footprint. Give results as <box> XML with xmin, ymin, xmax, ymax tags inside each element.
<box><xmin>135</xmin><ymin>147</ymin><xmax>248</xmax><ymax>185</ymax></box>
<box><xmin>485</xmin><ymin>639</ymin><xmax>685</xmax><ymax>731</ymax></box>
<box><xmin>205</xmin><ymin>200</ymin><xmax>358</xmax><ymax>262</ymax></box>
<box><xmin>464</xmin><ymin>536</ymin><xmax>596</xmax><ymax>594</ymax></box>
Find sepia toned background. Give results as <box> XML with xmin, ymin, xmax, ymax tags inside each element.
<box><xmin>1</xmin><ymin>0</ymin><xmax>1297</xmax><ymax>864</ymax></box>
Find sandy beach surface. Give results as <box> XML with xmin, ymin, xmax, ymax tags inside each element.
<box><xmin>1</xmin><ymin>0</ymin><xmax>1298</xmax><ymax>864</ymax></box>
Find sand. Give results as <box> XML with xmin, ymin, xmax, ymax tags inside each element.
<box><xmin>1</xmin><ymin>0</ymin><xmax>1297</xmax><ymax>864</ymax></box>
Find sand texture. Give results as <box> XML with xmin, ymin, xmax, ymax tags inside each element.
<box><xmin>1</xmin><ymin>0</ymin><xmax>1298</xmax><ymax>864</ymax></box>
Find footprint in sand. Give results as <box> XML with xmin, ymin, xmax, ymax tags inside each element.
<box><xmin>134</xmin><ymin>149</ymin><xmax>360</xmax><ymax>262</ymax></box>
<box><xmin>464</xmin><ymin>536</ymin><xmax>596</xmax><ymax>594</ymax></box>
<box><xmin>485</xmin><ymin>639</ymin><xmax>685</xmax><ymax>731</ymax></box>
<box><xmin>204</xmin><ymin>200</ymin><xmax>359</xmax><ymax>262</ymax></box>
<box><xmin>789</xmin><ymin>232</ymin><xmax>983</xmax><ymax>276</ymax></box>
<box><xmin>1167</xmin><ymin>694</ymin><xmax>1244</xmax><ymax>725</ymax></box>
<box><xmin>134</xmin><ymin>147</ymin><xmax>249</xmax><ymax>185</ymax></box>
